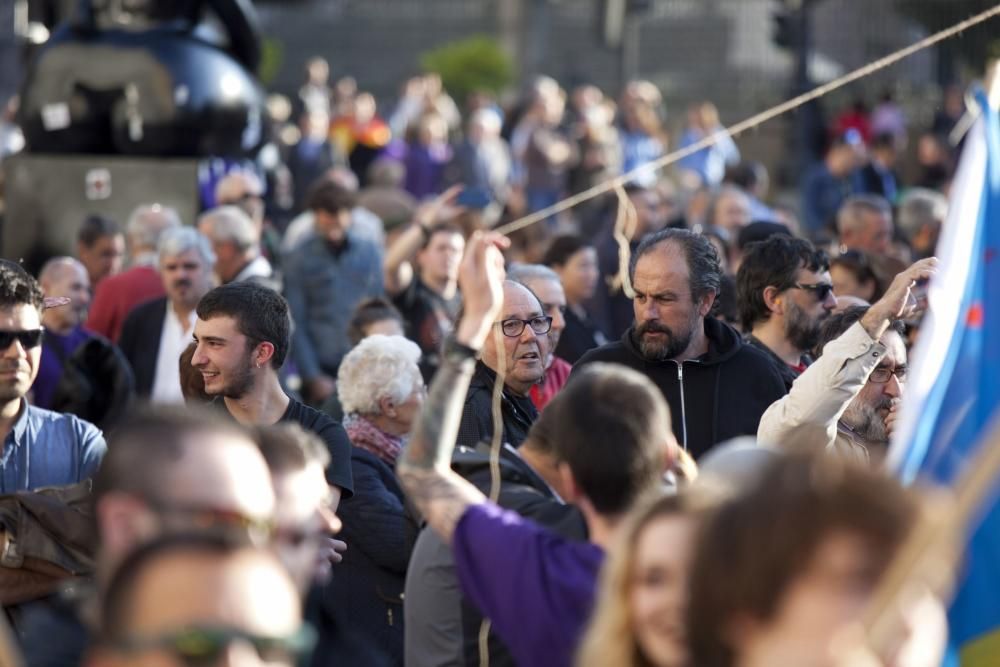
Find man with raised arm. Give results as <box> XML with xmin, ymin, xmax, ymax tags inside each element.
<box><xmin>397</xmin><ymin>232</ymin><xmax>677</xmax><ymax>667</ymax></box>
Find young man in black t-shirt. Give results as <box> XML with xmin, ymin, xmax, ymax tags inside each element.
<box><xmin>190</xmin><ymin>282</ymin><xmax>354</xmax><ymax>506</ymax></box>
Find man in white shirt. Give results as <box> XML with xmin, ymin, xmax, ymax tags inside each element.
<box><xmin>118</xmin><ymin>227</ymin><xmax>216</xmax><ymax>403</ymax></box>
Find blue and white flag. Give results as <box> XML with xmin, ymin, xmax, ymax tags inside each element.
<box><xmin>888</xmin><ymin>86</ymin><xmax>1000</xmax><ymax>666</ymax></box>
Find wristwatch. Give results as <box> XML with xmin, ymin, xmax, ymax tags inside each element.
<box><xmin>442</xmin><ymin>335</ymin><xmax>480</xmax><ymax>364</ymax></box>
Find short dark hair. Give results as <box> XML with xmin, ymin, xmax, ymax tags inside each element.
<box><xmin>255</xmin><ymin>423</ymin><xmax>330</xmax><ymax>474</ymax></box>
<box><xmin>542</xmin><ymin>234</ymin><xmax>593</xmax><ymax>268</ymax></box>
<box><xmin>420</xmin><ymin>222</ymin><xmax>464</xmax><ymax>250</ymax></box>
<box><xmin>813</xmin><ymin>305</ymin><xmax>904</xmax><ymax>358</ymax></box>
<box><xmin>830</xmin><ymin>250</ymin><xmax>882</xmax><ymax>301</ymax></box>
<box><xmin>196</xmin><ymin>282</ymin><xmax>291</xmax><ymax>369</ymax></box>
<box><xmin>92</xmin><ymin>406</ymin><xmax>254</xmax><ymax>514</ymax></box>
<box><xmin>305</xmin><ymin>179</ymin><xmax>356</xmax><ymax>215</ymax></box>
<box><xmin>687</xmin><ymin>451</ymin><xmax>918</xmax><ymax>667</ymax></box>
<box><xmin>77</xmin><ymin>215</ymin><xmax>122</xmax><ymax>247</ymax></box>
<box><xmin>548</xmin><ymin>363</ymin><xmax>670</xmax><ymax>515</ymax></box>
<box><xmin>346</xmin><ymin>297</ymin><xmax>404</xmax><ymax>346</ymax></box>
<box><xmin>736</xmin><ymin>236</ymin><xmax>829</xmax><ymax>331</ymax></box>
<box><xmin>100</xmin><ymin>532</ymin><xmax>249</xmax><ymax>643</ymax></box>
<box><xmin>629</xmin><ymin>229</ymin><xmax>722</xmax><ymax>302</ymax></box>
<box><xmin>0</xmin><ymin>259</ymin><xmax>44</xmax><ymax>311</ymax></box>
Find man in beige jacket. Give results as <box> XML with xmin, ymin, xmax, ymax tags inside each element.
<box><xmin>757</xmin><ymin>258</ymin><xmax>937</xmax><ymax>463</ymax></box>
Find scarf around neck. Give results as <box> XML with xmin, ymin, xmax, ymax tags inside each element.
<box><xmin>343</xmin><ymin>414</ymin><xmax>404</xmax><ymax>465</ymax></box>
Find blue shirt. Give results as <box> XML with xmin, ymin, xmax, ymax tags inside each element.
<box><xmin>452</xmin><ymin>502</ymin><xmax>605</xmax><ymax>667</ymax></box>
<box><xmin>0</xmin><ymin>401</ymin><xmax>106</xmax><ymax>493</ymax></box>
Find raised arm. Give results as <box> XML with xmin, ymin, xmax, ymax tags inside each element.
<box><xmin>383</xmin><ymin>185</ymin><xmax>463</xmax><ymax>295</ymax></box>
<box><xmin>396</xmin><ymin>231</ymin><xmax>509</xmax><ymax>544</ymax></box>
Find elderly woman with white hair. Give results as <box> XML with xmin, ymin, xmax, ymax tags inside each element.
<box><xmin>314</xmin><ymin>334</ymin><xmax>424</xmax><ymax>667</ymax></box>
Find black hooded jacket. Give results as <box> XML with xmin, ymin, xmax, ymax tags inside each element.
<box><xmin>575</xmin><ymin>317</ymin><xmax>788</xmax><ymax>459</ymax></box>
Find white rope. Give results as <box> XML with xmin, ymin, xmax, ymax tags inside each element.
<box><xmin>495</xmin><ymin>4</ymin><xmax>1000</xmax><ymax>236</ymax></box>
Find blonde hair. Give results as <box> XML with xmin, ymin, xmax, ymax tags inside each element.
<box><xmin>576</xmin><ymin>490</ymin><xmax>719</xmax><ymax>667</ymax></box>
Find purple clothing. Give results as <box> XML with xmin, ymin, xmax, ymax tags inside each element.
<box><xmin>404</xmin><ymin>142</ymin><xmax>451</xmax><ymax>199</ymax></box>
<box><xmin>452</xmin><ymin>502</ymin><xmax>604</xmax><ymax>667</ymax></box>
<box><xmin>33</xmin><ymin>327</ymin><xmax>93</xmax><ymax>410</ymax></box>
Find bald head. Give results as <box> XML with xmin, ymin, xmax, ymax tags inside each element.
<box><xmin>39</xmin><ymin>256</ymin><xmax>90</xmax><ymax>332</ymax></box>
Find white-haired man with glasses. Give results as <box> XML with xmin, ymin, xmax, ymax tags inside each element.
<box><xmin>758</xmin><ymin>258</ymin><xmax>937</xmax><ymax>463</ymax></box>
<box><xmin>455</xmin><ymin>280</ymin><xmax>551</xmax><ymax>449</ymax></box>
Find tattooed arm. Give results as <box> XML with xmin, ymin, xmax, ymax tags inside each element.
<box><xmin>397</xmin><ymin>231</ymin><xmax>509</xmax><ymax>545</ymax></box>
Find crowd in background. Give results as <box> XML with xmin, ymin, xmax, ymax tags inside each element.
<box><xmin>0</xmin><ymin>54</ymin><xmax>970</xmax><ymax>667</ymax></box>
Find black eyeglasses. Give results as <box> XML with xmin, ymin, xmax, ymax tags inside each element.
<box><xmin>869</xmin><ymin>366</ymin><xmax>907</xmax><ymax>384</ymax></box>
<box><xmin>792</xmin><ymin>282</ymin><xmax>835</xmax><ymax>302</ymax></box>
<box><xmin>495</xmin><ymin>316</ymin><xmax>553</xmax><ymax>338</ymax></box>
<box><xmin>112</xmin><ymin>624</ymin><xmax>317</xmax><ymax>667</ymax></box>
<box><xmin>0</xmin><ymin>329</ymin><xmax>44</xmax><ymax>350</ymax></box>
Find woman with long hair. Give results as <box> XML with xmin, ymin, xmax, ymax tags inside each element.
<box><xmin>577</xmin><ymin>491</ymin><xmax>716</xmax><ymax>667</ymax></box>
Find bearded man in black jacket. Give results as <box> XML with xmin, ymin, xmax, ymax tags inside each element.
<box><xmin>576</xmin><ymin>228</ymin><xmax>787</xmax><ymax>459</ymax></box>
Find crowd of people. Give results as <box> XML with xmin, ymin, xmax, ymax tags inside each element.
<box><xmin>0</xmin><ymin>56</ymin><xmax>970</xmax><ymax>667</ymax></box>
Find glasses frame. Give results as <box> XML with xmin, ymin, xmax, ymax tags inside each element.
<box><xmin>495</xmin><ymin>316</ymin><xmax>553</xmax><ymax>338</ymax></box>
<box><xmin>0</xmin><ymin>328</ymin><xmax>45</xmax><ymax>350</ymax></box>
<box><xmin>791</xmin><ymin>282</ymin><xmax>835</xmax><ymax>302</ymax></box>
<box><xmin>868</xmin><ymin>366</ymin><xmax>906</xmax><ymax>384</ymax></box>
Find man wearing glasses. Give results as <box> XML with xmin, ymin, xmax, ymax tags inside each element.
<box><xmin>86</xmin><ymin>533</ymin><xmax>314</xmax><ymax>667</ymax></box>
<box><xmin>18</xmin><ymin>406</ymin><xmax>277</xmax><ymax>666</ymax></box>
<box><xmin>455</xmin><ymin>280</ymin><xmax>551</xmax><ymax>449</ymax></box>
<box><xmin>758</xmin><ymin>258</ymin><xmax>937</xmax><ymax>463</ymax></box>
<box><xmin>0</xmin><ymin>260</ymin><xmax>106</xmax><ymax>494</ymax></box>
<box><xmin>737</xmin><ymin>235</ymin><xmax>837</xmax><ymax>391</ymax></box>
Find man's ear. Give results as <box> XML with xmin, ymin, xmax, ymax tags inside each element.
<box><xmin>254</xmin><ymin>341</ymin><xmax>275</xmax><ymax>368</ymax></box>
<box><xmin>698</xmin><ymin>291</ymin><xmax>717</xmax><ymax>318</ymax></box>
<box><xmin>96</xmin><ymin>492</ymin><xmax>157</xmax><ymax>558</ymax></box>
<box><xmin>557</xmin><ymin>462</ymin><xmax>581</xmax><ymax>504</ymax></box>
<box><xmin>762</xmin><ymin>285</ymin><xmax>784</xmax><ymax>315</ymax></box>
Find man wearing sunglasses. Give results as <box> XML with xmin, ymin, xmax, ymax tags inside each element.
<box><xmin>0</xmin><ymin>260</ymin><xmax>106</xmax><ymax>494</ymax></box>
<box><xmin>86</xmin><ymin>533</ymin><xmax>311</xmax><ymax>667</ymax></box>
<box><xmin>455</xmin><ymin>280</ymin><xmax>549</xmax><ymax>449</ymax></box>
<box><xmin>18</xmin><ymin>406</ymin><xmax>277</xmax><ymax>667</ymax></box>
<box><xmin>737</xmin><ymin>235</ymin><xmax>837</xmax><ymax>391</ymax></box>
<box><xmin>758</xmin><ymin>258</ymin><xmax>937</xmax><ymax>463</ymax></box>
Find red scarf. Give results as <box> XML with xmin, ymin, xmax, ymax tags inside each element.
<box><xmin>343</xmin><ymin>414</ymin><xmax>403</xmax><ymax>465</ymax></box>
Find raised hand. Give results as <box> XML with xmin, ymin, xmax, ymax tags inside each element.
<box><xmin>862</xmin><ymin>257</ymin><xmax>938</xmax><ymax>339</ymax></box>
<box><xmin>455</xmin><ymin>231</ymin><xmax>510</xmax><ymax>350</ymax></box>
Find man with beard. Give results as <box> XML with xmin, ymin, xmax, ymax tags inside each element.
<box><xmin>576</xmin><ymin>229</ymin><xmax>787</xmax><ymax>459</ymax></box>
<box><xmin>191</xmin><ymin>281</ymin><xmax>353</xmax><ymax>509</ymax></box>
<box><xmin>119</xmin><ymin>227</ymin><xmax>216</xmax><ymax>403</ymax></box>
<box><xmin>737</xmin><ymin>236</ymin><xmax>836</xmax><ymax>390</ymax></box>
<box><xmin>456</xmin><ymin>280</ymin><xmax>549</xmax><ymax>449</ymax></box>
<box><xmin>757</xmin><ymin>258</ymin><xmax>937</xmax><ymax>463</ymax></box>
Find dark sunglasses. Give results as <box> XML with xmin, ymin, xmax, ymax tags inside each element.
<box><xmin>791</xmin><ymin>282</ymin><xmax>835</xmax><ymax>302</ymax></box>
<box><xmin>0</xmin><ymin>329</ymin><xmax>44</xmax><ymax>350</ymax></box>
<box><xmin>146</xmin><ymin>501</ymin><xmax>275</xmax><ymax>546</ymax></box>
<box><xmin>111</xmin><ymin>624</ymin><xmax>317</xmax><ymax>667</ymax></box>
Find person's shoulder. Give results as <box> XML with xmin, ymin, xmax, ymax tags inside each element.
<box><xmin>283</xmin><ymin>398</ymin><xmax>347</xmax><ymax>438</ymax></box>
<box><xmin>575</xmin><ymin>339</ymin><xmax>630</xmax><ymax>367</ymax></box>
<box><xmin>25</xmin><ymin>406</ymin><xmax>102</xmax><ymax>439</ymax></box>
